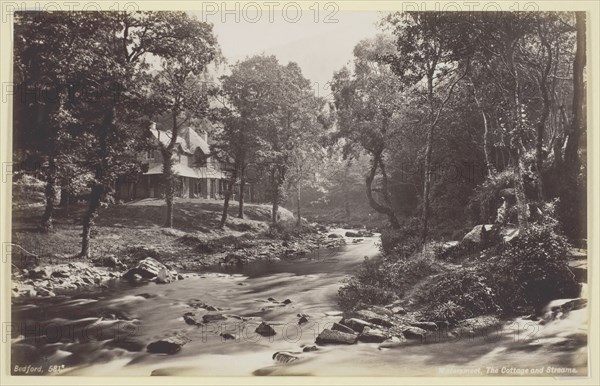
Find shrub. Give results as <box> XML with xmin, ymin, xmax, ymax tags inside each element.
<box><xmin>380</xmin><ymin>217</ymin><xmax>421</xmax><ymax>256</ymax></box>
<box><xmin>338</xmin><ymin>257</ymin><xmax>398</xmax><ymax>311</ymax></box>
<box><xmin>338</xmin><ymin>253</ymin><xmax>440</xmax><ymax>311</ymax></box>
<box><xmin>265</xmin><ymin>220</ymin><xmax>316</xmax><ymax>240</ymax></box>
<box><xmin>415</xmin><ymin>269</ymin><xmax>501</xmax><ymax>322</ymax></box>
<box><xmin>425</xmin><ymin>301</ymin><xmax>467</xmax><ymax>325</ymax></box>
<box><xmin>484</xmin><ymin>225</ymin><xmax>580</xmax><ymax>315</ymax></box>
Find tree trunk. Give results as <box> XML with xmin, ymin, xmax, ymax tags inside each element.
<box><xmin>238</xmin><ymin>165</ymin><xmax>245</xmax><ymax>219</ymax></box>
<box><xmin>80</xmin><ymin>183</ymin><xmax>104</xmax><ymax>258</ymax></box>
<box><xmin>41</xmin><ymin>158</ymin><xmax>57</xmax><ymax>232</ymax></box>
<box><xmin>365</xmin><ymin>153</ymin><xmax>400</xmax><ymax>229</ymax></box>
<box><xmin>565</xmin><ymin>12</ymin><xmax>586</xmax><ymax>172</ymax></box>
<box><xmin>59</xmin><ymin>184</ymin><xmax>71</xmax><ymax>209</ymax></box>
<box><xmin>471</xmin><ymin>78</ymin><xmax>494</xmax><ymax>176</ymax></box>
<box><xmin>162</xmin><ymin>149</ymin><xmax>174</xmax><ymax>228</ymax></box>
<box><xmin>560</xmin><ymin>12</ymin><xmax>586</xmax><ymax>238</ymax></box>
<box><xmin>79</xmin><ymin>107</ymin><xmax>113</xmax><ymax>258</ymax></box>
<box><xmin>421</xmin><ymin>69</ymin><xmax>435</xmax><ymax>243</ymax></box>
<box><xmin>219</xmin><ymin>169</ymin><xmax>237</xmax><ymax>228</ymax></box>
<box><xmin>296</xmin><ymin>183</ymin><xmax>301</xmax><ymax>226</ymax></box>
<box><xmin>420</xmin><ymin>125</ymin><xmax>434</xmax><ymax>242</ymax></box>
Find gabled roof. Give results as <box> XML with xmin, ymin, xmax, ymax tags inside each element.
<box><xmin>144</xmin><ymin>163</ymin><xmax>225</xmax><ymax>179</ymax></box>
<box><xmin>150</xmin><ymin>126</ymin><xmax>210</xmax><ymax>155</ymax></box>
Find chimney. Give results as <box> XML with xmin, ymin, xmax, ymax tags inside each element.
<box><xmin>150</xmin><ymin>121</ymin><xmax>156</xmax><ymax>131</ymax></box>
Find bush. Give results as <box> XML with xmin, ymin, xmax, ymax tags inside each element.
<box><xmin>265</xmin><ymin>220</ymin><xmax>316</xmax><ymax>241</ymax></box>
<box><xmin>338</xmin><ymin>253</ymin><xmax>440</xmax><ymax>311</ymax></box>
<box><xmin>484</xmin><ymin>225</ymin><xmax>580</xmax><ymax>314</ymax></box>
<box><xmin>416</xmin><ymin>269</ymin><xmax>501</xmax><ymax>323</ymax></box>
<box><xmin>380</xmin><ymin>217</ymin><xmax>421</xmax><ymax>256</ymax></box>
<box><xmin>338</xmin><ymin>257</ymin><xmax>398</xmax><ymax>311</ymax></box>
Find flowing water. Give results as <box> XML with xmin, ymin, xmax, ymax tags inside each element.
<box><xmin>11</xmin><ymin>231</ymin><xmax>588</xmax><ymax>377</ymax></box>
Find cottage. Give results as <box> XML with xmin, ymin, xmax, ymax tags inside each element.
<box><xmin>116</xmin><ymin>123</ymin><xmax>229</xmax><ymax>201</ymax></box>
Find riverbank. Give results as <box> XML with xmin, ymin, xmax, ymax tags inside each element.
<box><xmin>11</xmin><ymin>198</ymin><xmax>346</xmax><ymax>298</ymax></box>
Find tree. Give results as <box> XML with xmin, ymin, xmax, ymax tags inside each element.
<box><xmin>13</xmin><ymin>12</ymin><xmax>102</xmax><ymax>231</ymax></box>
<box><xmin>255</xmin><ymin>60</ymin><xmax>325</xmax><ymax>224</ymax></box>
<box><xmin>331</xmin><ymin>35</ymin><xmax>406</xmax><ymax>229</ymax></box>
<box><xmin>148</xmin><ymin>18</ymin><xmax>219</xmax><ymax>228</ymax></box>
<box><xmin>76</xmin><ymin>12</ymin><xmax>218</xmax><ymax>257</ymax></box>
<box><xmin>383</xmin><ymin>13</ymin><xmax>471</xmax><ymax>240</ymax></box>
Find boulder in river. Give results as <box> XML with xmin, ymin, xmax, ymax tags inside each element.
<box><xmin>298</xmin><ymin>315</ymin><xmax>309</xmax><ymax>325</ymax></box>
<box><xmin>358</xmin><ymin>326</ymin><xmax>389</xmax><ymax>343</ymax></box>
<box><xmin>272</xmin><ymin>351</ymin><xmax>300</xmax><ymax>364</ymax></box>
<box><xmin>202</xmin><ymin>313</ymin><xmax>227</xmax><ymax>323</ymax></box>
<box><xmin>303</xmin><ymin>345</ymin><xmax>318</xmax><ymax>352</ymax></box>
<box><xmin>146</xmin><ymin>336</ymin><xmax>189</xmax><ymax>354</ymax></box>
<box><xmin>340</xmin><ymin>318</ymin><xmax>373</xmax><ymax>333</ymax></box>
<box><xmin>354</xmin><ymin>309</ymin><xmax>393</xmax><ymax>327</ymax></box>
<box><xmin>123</xmin><ymin>257</ymin><xmax>168</xmax><ymax>280</ymax></box>
<box><xmin>402</xmin><ymin>326</ymin><xmax>427</xmax><ymax>342</ymax></box>
<box><xmin>410</xmin><ymin>321</ymin><xmax>438</xmax><ymax>331</ymax></box>
<box><xmin>183</xmin><ymin>313</ymin><xmax>202</xmax><ymax>326</ymax></box>
<box><xmin>332</xmin><ymin>322</ymin><xmax>356</xmax><ymax>335</ymax></box>
<box><xmin>282</xmin><ymin>298</ymin><xmax>292</xmax><ymax>305</ymax></box>
<box><xmin>315</xmin><ymin>329</ymin><xmax>358</xmax><ymax>345</ymax></box>
<box><xmin>327</xmin><ymin>233</ymin><xmax>343</xmax><ymax>239</ymax></box>
<box><xmin>255</xmin><ymin>322</ymin><xmax>277</xmax><ymax>337</ymax></box>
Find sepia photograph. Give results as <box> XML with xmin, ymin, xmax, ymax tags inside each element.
<box><xmin>0</xmin><ymin>1</ymin><xmax>597</xmax><ymax>382</ymax></box>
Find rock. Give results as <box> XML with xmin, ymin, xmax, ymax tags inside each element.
<box><xmin>462</xmin><ymin>224</ymin><xmax>494</xmax><ymax>245</ymax></box>
<box><xmin>500</xmin><ymin>227</ymin><xmax>520</xmax><ymax>243</ymax></box>
<box><xmin>183</xmin><ymin>313</ymin><xmax>202</xmax><ymax>326</ymax></box>
<box><xmin>378</xmin><ymin>335</ymin><xmax>406</xmax><ymax>350</ymax></box>
<box><xmin>327</xmin><ymin>234</ymin><xmax>342</xmax><ymax>238</ymax></box>
<box><xmin>123</xmin><ymin>257</ymin><xmax>168</xmax><ymax>280</ymax></box>
<box><xmin>332</xmin><ymin>322</ymin><xmax>356</xmax><ymax>335</ymax></box>
<box><xmin>28</xmin><ymin>267</ymin><xmax>51</xmax><ymax>279</ymax></box>
<box><xmin>345</xmin><ymin>230</ymin><xmax>374</xmax><ymax>238</ymax></box>
<box><xmin>156</xmin><ymin>268</ymin><xmax>172</xmax><ymax>284</ymax></box>
<box><xmin>282</xmin><ymin>299</ymin><xmax>292</xmax><ymax>305</ymax></box>
<box><xmin>146</xmin><ymin>336</ymin><xmax>188</xmax><ymax>354</ymax></box>
<box><xmin>267</xmin><ymin>297</ymin><xmax>276</xmax><ymax>302</ymax></box>
<box><xmin>324</xmin><ymin>311</ymin><xmax>343</xmax><ymax>316</ymax></box>
<box><xmin>220</xmin><ymin>333</ymin><xmax>235</xmax><ymax>341</ymax></box>
<box><xmin>303</xmin><ymin>345</ymin><xmax>318</xmax><ymax>352</ymax></box>
<box><xmin>402</xmin><ymin>326</ymin><xmax>427</xmax><ymax>341</ymax></box>
<box><xmin>298</xmin><ymin>315</ymin><xmax>309</xmax><ymax>325</ymax></box>
<box><xmin>390</xmin><ymin>306</ymin><xmax>406</xmax><ymax>315</ymax></box>
<box><xmin>315</xmin><ymin>329</ymin><xmax>357</xmax><ymax>345</ymax></box>
<box><xmin>106</xmin><ymin>338</ymin><xmax>146</xmax><ymax>352</ymax></box>
<box><xmin>410</xmin><ymin>321</ymin><xmax>438</xmax><ymax>331</ymax></box>
<box><xmin>354</xmin><ymin>310</ymin><xmax>393</xmax><ymax>327</ymax></box>
<box><xmin>202</xmin><ymin>313</ymin><xmax>227</xmax><ymax>323</ymax></box>
<box><xmin>272</xmin><ymin>351</ymin><xmax>299</xmax><ymax>364</ymax></box>
<box><xmin>205</xmin><ymin>305</ymin><xmax>220</xmax><ymax>312</ymax></box>
<box><xmin>547</xmin><ymin>298</ymin><xmax>587</xmax><ymax>313</ymax></box>
<box><xmin>340</xmin><ymin>318</ymin><xmax>373</xmax><ymax>333</ymax></box>
<box><xmin>358</xmin><ymin>326</ymin><xmax>388</xmax><ymax>343</ymax></box>
<box><xmin>255</xmin><ymin>322</ymin><xmax>277</xmax><ymax>337</ymax></box>
<box><xmin>452</xmin><ymin>316</ymin><xmax>501</xmax><ymax>337</ymax></box>
<box><xmin>368</xmin><ymin>306</ymin><xmax>394</xmax><ymax>316</ymax></box>
<box><xmin>36</xmin><ymin>287</ymin><xmax>55</xmax><ymax>297</ymax></box>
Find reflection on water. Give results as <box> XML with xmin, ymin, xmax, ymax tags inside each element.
<box><xmin>11</xmin><ymin>233</ymin><xmax>588</xmax><ymax>376</ymax></box>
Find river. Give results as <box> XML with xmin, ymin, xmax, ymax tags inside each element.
<box><xmin>11</xmin><ymin>231</ymin><xmax>588</xmax><ymax>377</ymax></box>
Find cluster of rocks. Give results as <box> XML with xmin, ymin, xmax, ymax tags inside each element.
<box><xmin>122</xmin><ymin>257</ymin><xmax>181</xmax><ymax>284</ymax></box>
<box><xmin>12</xmin><ymin>255</ymin><xmax>183</xmax><ymax>298</ymax></box>
<box><xmin>11</xmin><ymin>260</ymin><xmax>124</xmax><ymax>298</ymax></box>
